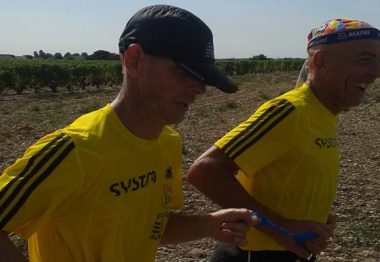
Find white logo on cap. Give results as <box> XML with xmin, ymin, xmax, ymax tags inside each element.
<box><xmin>338</xmin><ymin>33</ymin><xmax>347</xmax><ymax>40</ymax></box>
<box><xmin>348</xmin><ymin>29</ymin><xmax>370</xmax><ymax>38</ymax></box>
<box><xmin>312</xmin><ymin>37</ymin><xmax>328</xmax><ymax>46</ymax></box>
<box><xmin>204</xmin><ymin>41</ymin><xmax>214</xmax><ymax>59</ymax></box>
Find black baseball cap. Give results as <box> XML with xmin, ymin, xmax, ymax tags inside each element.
<box><xmin>118</xmin><ymin>5</ymin><xmax>237</xmax><ymax>93</ymax></box>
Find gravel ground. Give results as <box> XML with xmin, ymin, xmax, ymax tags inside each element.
<box><xmin>1</xmin><ymin>72</ymin><xmax>378</xmax><ymax>261</ymax></box>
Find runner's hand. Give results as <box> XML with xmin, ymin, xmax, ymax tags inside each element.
<box><xmin>207</xmin><ymin>208</ymin><xmax>259</xmax><ymax>246</ymax></box>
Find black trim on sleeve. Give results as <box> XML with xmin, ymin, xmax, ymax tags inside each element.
<box><xmin>0</xmin><ymin>134</ymin><xmax>75</xmax><ymax>229</ymax></box>
<box><xmin>220</xmin><ymin>99</ymin><xmax>295</xmax><ymax>160</ymax></box>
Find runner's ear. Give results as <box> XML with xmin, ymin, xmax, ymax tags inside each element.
<box><xmin>311</xmin><ymin>49</ymin><xmax>328</xmax><ymax>71</ymax></box>
<box><xmin>123</xmin><ymin>44</ymin><xmax>144</xmax><ymax>78</ymax></box>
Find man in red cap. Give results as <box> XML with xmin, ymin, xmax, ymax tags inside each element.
<box><xmin>0</xmin><ymin>5</ymin><xmax>258</xmax><ymax>262</ymax></box>
<box><xmin>188</xmin><ymin>18</ymin><xmax>380</xmax><ymax>261</ymax></box>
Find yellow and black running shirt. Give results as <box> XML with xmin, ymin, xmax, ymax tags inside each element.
<box><xmin>215</xmin><ymin>83</ymin><xmax>339</xmax><ymax>251</ymax></box>
<box><xmin>0</xmin><ymin>104</ymin><xmax>184</xmax><ymax>261</ymax></box>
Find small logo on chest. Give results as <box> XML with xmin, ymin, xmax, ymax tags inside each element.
<box><xmin>165</xmin><ymin>167</ymin><xmax>173</xmax><ymax>179</ymax></box>
<box><xmin>315</xmin><ymin>137</ymin><xmax>337</xmax><ymax>149</ymax></box>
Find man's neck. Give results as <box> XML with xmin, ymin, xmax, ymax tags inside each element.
<box><xmin>110</xmin><ymin>92</ymin><xmax>163</xmax><ymax>140</ymax></box>
<box><xmin>307</xmin><ymin>80</ymin><xmax>340</xmax><ymax>115</ymax></box>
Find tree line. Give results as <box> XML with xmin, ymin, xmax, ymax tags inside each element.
<box><xmin>11</xmin><ymin>50</ymin><xmax>120</xmax><ymax>61</ymax></box>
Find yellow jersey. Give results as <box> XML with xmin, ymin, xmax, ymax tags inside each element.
<box><xmin>0</xmin><ymin>104</ymin><xmax>184</xmax><ymax>261</ymax></box>
<box><xmin>215</xmin><ymin>83</ymin><xmax>339</xmax><ymax>251</ymax></box>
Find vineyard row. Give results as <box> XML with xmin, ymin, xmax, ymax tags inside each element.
<box><xmin>0</xmin><ymin>59</ymin><xmax>305</xmax><ymax>95</ymax></box>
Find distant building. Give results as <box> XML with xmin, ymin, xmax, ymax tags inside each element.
<box><xmin>0</xmin><ymin>54</ymin><xmax>15</xmax><ymax>59</ymax></box>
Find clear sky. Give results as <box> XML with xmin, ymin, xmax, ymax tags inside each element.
<box><xmin>1</xmin><ymin>0</ymin><xmax>379</xmax><ymax>59</ymax></box>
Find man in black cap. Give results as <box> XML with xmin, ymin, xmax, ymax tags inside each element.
<box><xmin>0</xmin><ymin>5</ymin><xmax>258</xmax><ymax>262</ymax></box>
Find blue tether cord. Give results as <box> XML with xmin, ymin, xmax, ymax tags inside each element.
<box><xmin>250</xmin><ymin>210</ymin><xmax>316</xmax><ymax>246</ymax></box>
